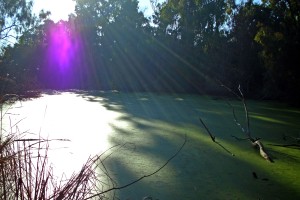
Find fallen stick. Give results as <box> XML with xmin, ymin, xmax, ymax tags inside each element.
<box><xmin>84</xmin><ymin>134</ymin><xmax>187</xmax><ymax>200</ymax></box>
<box><xmin>199</xmin><ymin>118</ymin><xmax>215</xmax><ymax>142</ymax></box>
<box><xmin>199</xmin><ymin>117</ymin><xmax>234</xmax><ymax>156</ymax></box>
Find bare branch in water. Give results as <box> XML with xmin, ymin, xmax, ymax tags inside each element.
<box><xmin>267</xmin><ymin>133</ymin><xmax>300</xmax><ymax>148</ymax></box>
<box><xmin>237</xmin><ymin>85</ymin><xmax>250</xmax><ymax>136</ymax></box>
<box><xmin>84</xmin><ymin>134</ymin><xmax>187</xmax><ymax>200</ymax></box>
<box><xmin>220</xmin><ymin>82</ymin><xmax>273</xmax><ymax>162</ymax></box>
<box><xmin>199</xmin><ymin>118</ymin><xmax>234</xmax><ymax>156</ymax></box>
<box><xmin>225</xmin><ymin>93</ymin><xmax>252</xmax><ymax>141</ymax></box>
<box><xmin>199</xmin><ymin>118</ymin><xmax>215</xmax><ymax>142</ymax></box>
<box><xmin>269</xmin><ymin>144</ymin><xmax>300</xmax><ymax>148</ymax></box>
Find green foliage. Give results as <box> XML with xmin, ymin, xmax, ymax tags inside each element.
<box><xmin>0</xmin><ymin>0</ymin><xmax>34</xmax><ymax>48</ymax></box>
<box><xmin>0</xmin><ymin>0</ymin><xmax>299</xmax><ymax>103</ymax></box>
<box><xmin>254</xmin><ymin>0</ymin><xmax>300</xmax><ymax>101</ymax></box>
<box><xmin>0</xmin><ymin>0</ymin><xmax>50</xmax><ymax>95</ymax></box>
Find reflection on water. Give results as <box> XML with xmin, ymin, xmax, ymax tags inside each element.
<box><xmin>2</xmin><ymin>91</ymin><xmax>122</xmax><ymax>178</ymax></box>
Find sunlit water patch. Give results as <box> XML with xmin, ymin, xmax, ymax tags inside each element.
<box><xmin>2</xmin><ymin>92</ymin><xmax>122</xmax><ymax>178</ymax></box>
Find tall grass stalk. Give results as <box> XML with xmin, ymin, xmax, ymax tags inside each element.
<box><xmin>0</xmin><ymin>135</ymin><xmax>108</xmax><ymax>199</ymax></box>
<box><xmin>0</xmin><ymin>96</ymin><xmax>107</xmax><ymax>200</ymax></box>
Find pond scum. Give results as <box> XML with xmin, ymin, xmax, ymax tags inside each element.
<box><xmin>0</xmin><ymin>95</ymin><xmax>185</xmax><ymax>200</ymax></box>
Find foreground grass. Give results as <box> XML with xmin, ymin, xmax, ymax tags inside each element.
<box><xmin>0</xmin><ymin>95</ymin><xmax>106</xmax><ymax>200</ymax></box>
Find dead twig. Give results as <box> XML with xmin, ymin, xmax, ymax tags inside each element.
<box><xmin>84</xmin><ymin>134</ymin><xmax>187</xmax><ymax>200</ymax></box>
<box><xmin>199</xmin><ymin>118</ymin><xmax>234</xmax><ymax>156</ymax></box>
<box><xmin>221</xmin><ymin>83</ymin><xmax>273</xmax><ymax>162</ymax></box>
<box><xmin>199</xmin><ymin>118</ymin><xmax>215</xmax><ymax>142</ymax></box>
<box><xmin>231</xmin><ymin>135</ymin><xmax>250</xmax><ymax>141</ymax></box>
<box><xmin>268</xmin><ymin>144</ymin><xmax>300</xmax><ymax>148</ymax></box>
<box><xmin>282</xmin><ymin>133</ymin><xmax>300</xmax><ymax>143</ymax></box>
<box><xmin>225</xmin><ymin>100</ymin><xmax>252</xmax><ymax>142</ymax></box>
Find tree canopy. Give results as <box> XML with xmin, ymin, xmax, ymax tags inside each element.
<box><xmin>0</xmin><ymin>0</ymin><xmax>299</xmax><ymax>104</ymax></box>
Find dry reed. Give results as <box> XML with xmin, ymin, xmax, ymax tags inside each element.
<box><xmin>0</xmin><ymin>94</ymin><xmax>185</xmax><ymax>200</ymax></box>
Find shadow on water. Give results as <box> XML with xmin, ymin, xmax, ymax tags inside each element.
<box><xmin>74</xmin><ymin>91</ymin><xmax>300</xmax><ymax>199</ymax></box>
<box><xmin>5</xmin><ymin>90</ymin><xmax>300</xmax><ymax>199</ymax></box>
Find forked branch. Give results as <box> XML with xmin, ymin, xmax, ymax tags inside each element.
<box><xmin>221</xmin><ymin>83</ymin><xmax>273</xmax><ymax>162</ymax></box>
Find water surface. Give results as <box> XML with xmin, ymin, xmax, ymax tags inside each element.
<box><xmin>2</xmin><ymin>91</ymin><xmax>300</xmax><ymax>199</ymax></box>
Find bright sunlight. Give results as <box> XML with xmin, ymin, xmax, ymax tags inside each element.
<box><xmin>33</xmin><ymin>0</ymin><xmax>76</xmax><ymax>22</ymax></box>
<box><xmin>32</xmin><ymin>0</ymin><xmax>166</xmax><ymax>22</ymax></box>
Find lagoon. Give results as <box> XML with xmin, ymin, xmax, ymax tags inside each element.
<box><xmin>2</xmin><ymin>90</ymin><xmax>300</xmax><ymax>199</ymax></box>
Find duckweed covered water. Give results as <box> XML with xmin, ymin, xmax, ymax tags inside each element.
<box><xmin>2</xmin><ymin>91</ymin><xmax>300</xmax><ymax>199</ymax></box>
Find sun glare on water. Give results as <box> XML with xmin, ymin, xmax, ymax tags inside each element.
<box><xmin>3</xmin><ymin>92</ymin><xmax>121</xmax><ymax>178</ymax></box>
